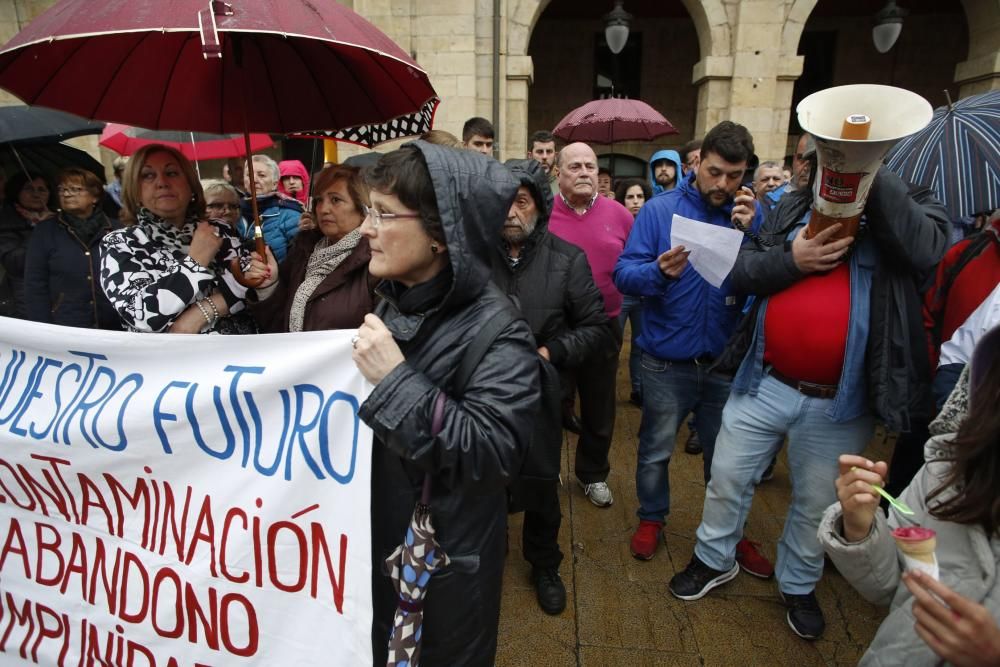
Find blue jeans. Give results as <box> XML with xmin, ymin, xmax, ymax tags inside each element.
<box><xmin>636</xmin><ymin>353</ymin><xmax>731</xmax><ymax>522</ymax></box>
<box><xmin>694</xmin><ymin>374</ymin><xmax>874</xmax><ymax>594</ymax></box>
<box><xmin>618</xmin><ymin>295</ymin><xmax>643</xmax><ymax>394</ymax></box>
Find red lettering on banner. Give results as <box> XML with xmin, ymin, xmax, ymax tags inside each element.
<box><xmin>59</xmin><ymin>531</ymin><xmax>88</xmax><ymax>598</ymax></box>
<box><xmin>0</xmin><ymin>517</ymin><xmax>29</xmax><ymax>578</ymax></box>
<box><xmin>118</xmin><ymin>549</ymin><xmax>149</xmax><ymax>624</ymax></box>
<box><xmin>0</xmin><ymin>458</ymin><xmax>36</xmax><ymax>510</ymax></box>
<box><xmin>268</xmin><ymin>520</ymin><xmax>308</xmax><ymax>592</ymax></box>
<box><xmin>79</xmin><ymin>471</ymin><xmax>115</xmax><ymax>534</ymax></box>
<box><xmin>159</xmin><ymin>482</ymin><xmax>193</xmax><ymax>561</ymax></box>
<box><xmin>220</xmin><ymin>507</ymin><xmax>249</xmax><ymax>584</ymax></box>
<box><xmin>1</xmin><ymin>592</ymin><xmax>34</xmax><ymax>658</ymax></box>
<box><xmin>34</xmin><ymin>522</ymin><xmax>64</xmax><ymax>586</ymax></box>
<box><xmin>311</xmin><ymin>526</ymin><xmax>347</xmax><ymax>613</ymax></box>
<box><xmin>185</xmin><ymin>583</ymin><xmax>219</xmax><ymax>650</ymax></box>
<box><xmin>29</xmin><ymin>601</ymin><xmax>65</xmax><ymax>663</ymax></box>
<box><xmin>219</xmin><ymin>593</ymin><xmax>259</xmax><ymax>657</ymax></box>
<box><xmin>151</xmin><ymin>566</ymin><xmax>184</xmax><ymax>639</ymax></box>
<box><xmin>88</xmin><ymin>536</ymin><xmax>121</xmax><ymax>614</ymax></box>
<box><xmin>103</xmin><ymin>472</ymin><xmax>150</xmax><ymax>542</ymax></box>
<box><xmin>185</xmin><ymin>496</ymin><xmax>219</xmax><ymax>578</ymax></box>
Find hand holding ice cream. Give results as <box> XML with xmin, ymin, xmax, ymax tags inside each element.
<box><xmin>903</xmin><ymin>571</ymin><xmax>1000</xmax><ymax>667</ymax></box>
<box><xmin>835</xmin><ymin>454</ymin><xmax>890</xmax><ymax>542</ymax></box>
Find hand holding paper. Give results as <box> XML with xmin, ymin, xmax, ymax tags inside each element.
<box><xmin>668</xmin><ymin>214</ymin><xmax>745</xmax><ymax>288</ymax></box>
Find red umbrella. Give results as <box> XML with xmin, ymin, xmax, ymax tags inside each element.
<box><xmin>100</xmin><ymin>124</ymin><xmax>274</xmax><ymax>160</ymax></box>
<box><xmin>0</xmin><ymin>0</ymin><xmax>437</xmax><ymax>136</ymax></box>
<box><xmin>553</xmin><ymin>98</ymin><xmax>678</xmax><ymax>144</ymax></box>
<box><xmin>0</xmin><ymin>0</ymin><xmax>439</xmax><ymax>284</ymax></box>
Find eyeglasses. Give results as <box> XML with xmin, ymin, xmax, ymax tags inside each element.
<box><xmin>57</xmin><ymin>186</ymin><xmax>86</xmax><ymax>196</ymax></box>
<box><xmin>206</xmin><ymin>202</ymin><xmax>240</xmax><ymax>213</ymax></box>
<box><xmin>362</xmin><ymin>203</ymin><xmax>422</xmax><ymax>229</ymax></box>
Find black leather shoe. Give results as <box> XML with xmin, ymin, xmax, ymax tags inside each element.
<box><xmin>684</xmin><ymin>430</ymin><xmax>703</xmax><ymax>455</ymax></box>
<box><xmin>532</xmin><ymin>567</ymin><xmax>566</xmax><ymax>615</ymax></box>
<box><xmin>562</xmin><ymin>412</ymin><xmax>583</xmax><ymax>435</ymax></box>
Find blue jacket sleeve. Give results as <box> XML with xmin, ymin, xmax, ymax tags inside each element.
<box><xmin>613</xmin><ymin>203</ymin><xmax>674</xmax><ymax>297</ymax></box>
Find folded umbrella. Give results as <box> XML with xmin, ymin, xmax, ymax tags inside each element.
<box><xmin>885</xmin><ymin>90</ymin><xmax>1000</xmax><ymax>219</ymax></box>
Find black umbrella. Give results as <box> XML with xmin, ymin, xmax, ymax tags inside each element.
<box><xmin>0</xmin><ymin>142</ymin><xmax>105</xmax><ymax>183</ymax></box>
<box><xmin>0</xmin><ymin>104</ymin><xmax>104</xmax><ymax>144</ymax></box>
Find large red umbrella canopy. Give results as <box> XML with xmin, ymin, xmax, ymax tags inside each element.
<box><xmin>100</xmin><ymin>123</ymin><xmax>273</xmax><ymax>159</ymax></box>
<box><xmin>0</xmin><ymin>0</ymin><xmax>438</xmax><ymax>136</ymax></box>
<box><xmin>553</xmin><ymin>98</ymin><xmax>678</xmax><ymax>144</ymax></box>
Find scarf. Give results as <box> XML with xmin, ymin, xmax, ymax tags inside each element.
<box><xmin>61</xmin><ymin>209</ymin><xmax>108</xmax><ymax>245</ymax></box>
<box><xmin>14</xmin><ymin>202</ymin><xmax>54</xmax><ymax>226</ymax></box>
<box><xmin>135</xmin><ymin>207</ymin><xmax>243</xmax><ymax>264</ymax></box>
<box><xmin>288</xmin><ymin>228</ymin><xmax>362</xmax><ymax>332</ymax></box>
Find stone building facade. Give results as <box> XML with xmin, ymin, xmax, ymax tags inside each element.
<box><xmin>0</xmin><ymin>0</ymin><xmax>996</xmax><ymax>168</ymax></box>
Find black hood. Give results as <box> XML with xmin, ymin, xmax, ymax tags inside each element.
<box><xmin>504</xmin><ymin>158</ymin><xmax>554</xmax><ymax>228</ymax></box>
<box><xmin>409</xmin><ymin>140</ymin><xmax>519</xmax><ymax>309</ymax></box>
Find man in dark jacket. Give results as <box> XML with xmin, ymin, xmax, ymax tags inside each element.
<box><xmin>669</xmin><ymin>140</ymin><xmax>949</xmax><ymax>641</ymax></box>
<box><xmin>492</xmin><ymin>159</ymin><xmax>612</xmax><ymax>615</ymax></box>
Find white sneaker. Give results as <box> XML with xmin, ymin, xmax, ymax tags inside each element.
<box><xmin>578</xmin><ymin>479</ymin><xmax>613</xmax><ymax>507</ymax></box>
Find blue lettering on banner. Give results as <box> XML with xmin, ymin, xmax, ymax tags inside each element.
<box><xmin>0</xmin><ymin>346</ymin><xmax>361</xmax><ymax>485</ymax></box>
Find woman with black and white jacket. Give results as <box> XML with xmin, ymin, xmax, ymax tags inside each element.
<box><xmin>99</xmin><ymin>144</ymin><xmax>264</xmax><ymax>334</ymax></box>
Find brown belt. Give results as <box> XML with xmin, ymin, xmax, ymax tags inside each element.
<box><xmin>768</xmin><ymin>367</ymin><xmax>838</xmax><ymax>400</ymax></box>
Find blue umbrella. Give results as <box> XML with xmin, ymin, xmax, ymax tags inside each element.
<box><xmin>885</xmin><ymin>90</ymin><xmax>1000</xmax><ymax>219</ymax></box>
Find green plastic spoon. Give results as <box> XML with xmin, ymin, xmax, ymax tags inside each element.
<box><xmin>869</xmin><ymin>484</ymin><xmax>916</xmax><ymax>516</ymax></box>
<box><xmin>849</xmin><ymin>466</ymin><xmax>915</xmax><ymax>515</ymax></box>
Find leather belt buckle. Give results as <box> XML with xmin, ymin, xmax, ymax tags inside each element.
<box><xmin>796</xmin><ymin>380</ymin><xmax>838</xmax><ymax>400</ymax></box>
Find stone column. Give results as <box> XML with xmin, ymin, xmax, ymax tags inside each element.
<box><xmin>955</xmin><ymin>0</ymin><xmax>1000</xmax><ymax>95</ymax></box>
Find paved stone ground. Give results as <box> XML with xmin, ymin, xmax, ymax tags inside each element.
<box><xmin>495</xmin><ymin>337</ymin><xmax>892</xmax><ymax>666</ymax></box>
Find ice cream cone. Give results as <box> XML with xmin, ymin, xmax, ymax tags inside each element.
<box><xmin>892</xmin><ymin>526</ymin><xmax>939</xmax><ymax>580</ymax></box>
<box><xmin>893</xmin><ymin>535</ymin><xmax>936</xmax><ymax>565</ymax></box>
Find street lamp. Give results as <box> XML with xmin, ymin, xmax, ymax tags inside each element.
<box><xmin>604</xmin><ymin>1</ymin><xmax>632</xmax><ymax>55</ymax></box>
<box><xmin>872</xmin><ymin>1</ymin><xmax>908</xmax><ymax>53</ymax></box>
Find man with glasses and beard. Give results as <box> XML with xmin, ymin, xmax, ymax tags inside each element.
<box><xmin>488</xmin><ymin>159</ymin><xmax>612</xmax><ymax>615</ymax></box>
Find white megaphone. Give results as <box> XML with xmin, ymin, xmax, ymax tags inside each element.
<box><xmin>797</xmin><ymin>84</ymin><xmax>933</xmax><ymax>240</ymax></box>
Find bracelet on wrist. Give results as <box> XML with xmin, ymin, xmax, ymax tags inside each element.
<box><xmin>204</xmin><ymin>295</ymin><xmax>221</xmax><ymax>322</ymax></box>
<box><xmin>195</xmin><ymin>300</ymin><xmax>214</xmax><ymax>328</ymax></box>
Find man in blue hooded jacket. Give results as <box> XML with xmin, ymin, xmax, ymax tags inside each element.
<box><xmin>648</xmin><ymin>149</ymin><xmax>683</xmax><ymax>196</ymax></box>
<box><xmin>614</xmin><ymin>122</ymin><xmax>769</xmax><ymax>572</ymax></box>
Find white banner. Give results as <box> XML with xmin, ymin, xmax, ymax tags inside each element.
<box><xmin>0</xmin><ymin>320</ymin><xmax>373</xmax><ymax>666</ymax></box>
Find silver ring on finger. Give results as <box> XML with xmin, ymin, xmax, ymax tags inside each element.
<box><xmin>351</xmin><ymin>334</ymin><xmax>360</xmax><ymax>348</ymax></box>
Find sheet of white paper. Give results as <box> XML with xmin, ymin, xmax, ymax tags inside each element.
<box><xmin>669</xmin><ymin>213</ymin><xmax>745</xmax><ymax>288</ymax></box>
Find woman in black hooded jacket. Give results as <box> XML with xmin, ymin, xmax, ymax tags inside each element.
<box><xmin>351</xmin><ymin>142</ymin><xmax>540</xmax><ymax>666</ymax></box>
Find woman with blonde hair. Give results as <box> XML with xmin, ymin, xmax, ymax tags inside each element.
<box><xmin>100</xmin><ymin>144</ymin><xmax>264</xmax><ymax>334</ymax></box>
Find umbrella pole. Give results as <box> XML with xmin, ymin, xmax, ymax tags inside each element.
<box><xmin>226</xmin><ymin>124</ymin><xmax>266</xmax><ymax>285</ymax></box>
<box><xmin>190</xmin><ymin>132</ymin><xmax>201</xmax><ymax>179</ymax></box>
<box><xmin>8</xmin><ymin>144</ymin><xmax>32</xmax><ymax>181</ymax></box>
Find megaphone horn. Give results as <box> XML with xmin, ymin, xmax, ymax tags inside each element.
<box><xmin>796</xmin><ymin>84</ymin><xmax>933</xmax><ymax>240</ymax></box>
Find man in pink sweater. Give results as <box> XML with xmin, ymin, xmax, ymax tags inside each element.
<box><xmin>548</xmin><ymin>142</ymin><xmax>634</xmax><ymax>507</ymax></box>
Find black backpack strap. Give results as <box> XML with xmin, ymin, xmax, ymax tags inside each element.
<box><xmin>929</xmin><ymin>231</ymin><xmax>992</xmax><ymax>350</ymax></box>
<box><xmin>451</xmin><ymin>305</ymin><xmax>519</xmax><ymax>396</ymax></box>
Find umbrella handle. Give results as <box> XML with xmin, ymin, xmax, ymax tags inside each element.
<box><xmin>230</xmin><ymin>234</ymin><xmax>268</xmax><ymax>288</ymax></box>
